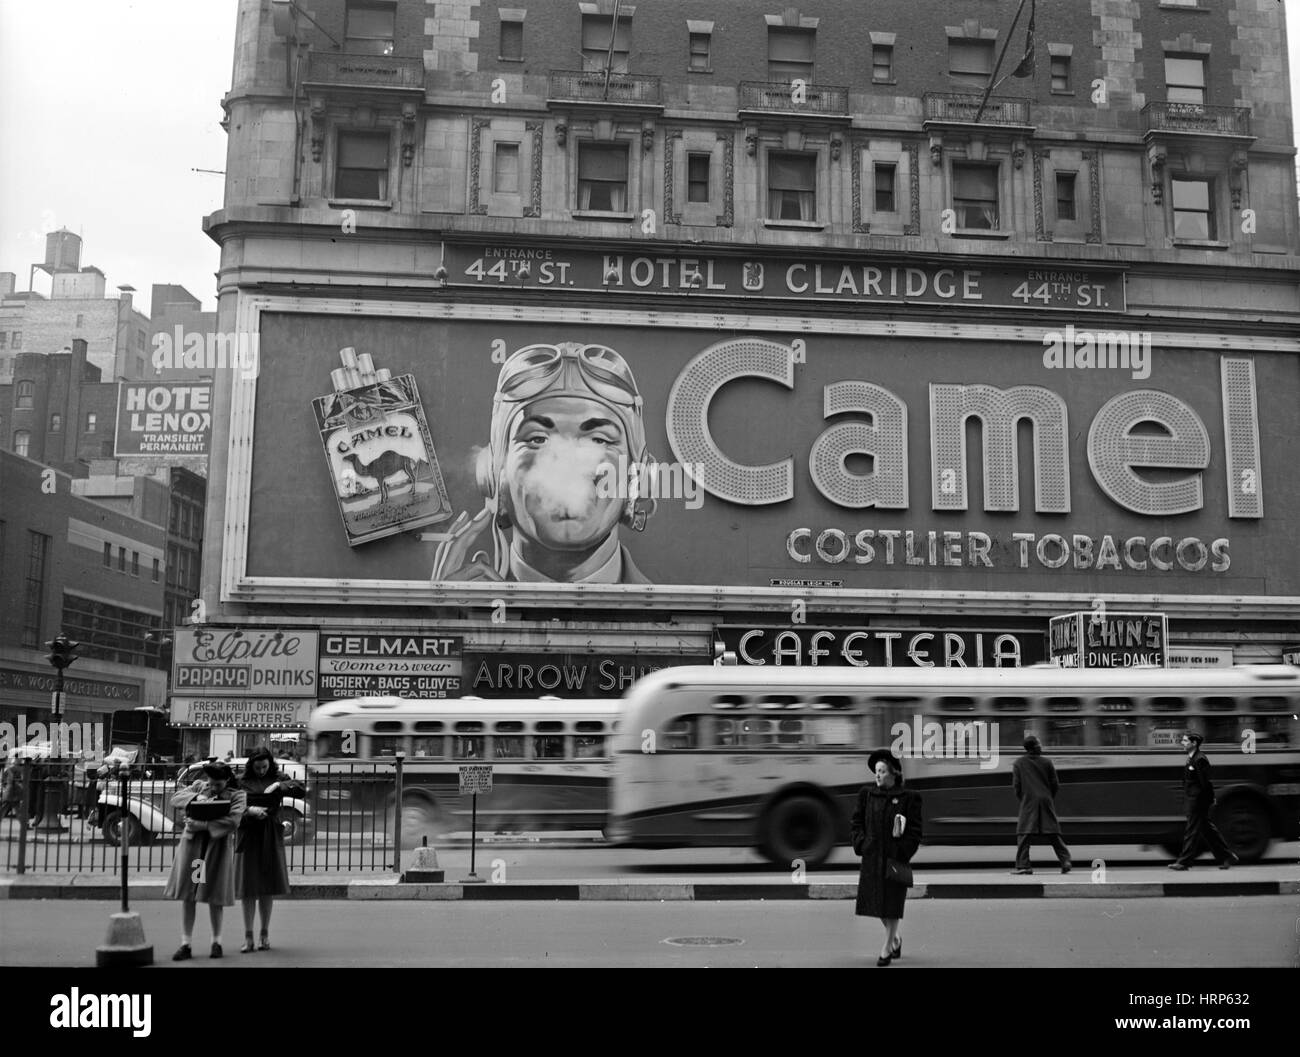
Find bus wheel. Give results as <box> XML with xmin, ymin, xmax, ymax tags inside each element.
<box><xmin>103</xmin><ymin>811</ymin><xmax>144</xmax><ymax>846</ymax></box>
<box><xmin>1217</xmin><ymin>797</ymin><xmax>1270</xmax><ymax>863</ymax></box>
<box><xmin>760</xmin><ymin>796</ymin><xmax>836</xmax><ymax>868</ymax></box>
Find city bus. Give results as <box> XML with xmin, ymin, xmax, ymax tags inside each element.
<box><xmin>605</xmin><ymin>665</ymin><xmax>1300</xmax><ymax>866</ymax></box>
<box><xmin>307</xmin><ymin>696</ymin><xmax>621</xmax><ymax>838</ymax></box>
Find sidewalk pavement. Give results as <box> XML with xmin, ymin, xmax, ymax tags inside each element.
<box><xmin>3</xmin><ymin>864</ymin><xmax>1296</xmax><ymax>901</ymax></box>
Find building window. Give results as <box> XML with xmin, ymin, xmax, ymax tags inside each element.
<box><xmin>687</xmin><ymin>153</ymin><xmax>711</xmax><ymax>202</ymax></box>
<box><xmin>1050</xmin><ymin>55</ymin><xmax>1071</xmax><ymax>92</ymax></box>
<box><xmin>118</xmin><ymin>546</ymin><xmax>126</xmax><ymax>572</ymax></box>
<box><xmin>345</xmin><ymin>1</ymin><xmax>395</xmax><ymax>56</ymax></box>
<box><xmin>16</xmin><ymin>381</ymin><xmax>33</xmax><ymax>408</ymax></box>
<box><xmin>493</xmin><ymin>143</ymin><xmax>520</xmax><ymax>194</ymax></box>
<box><xmin>12</xmin><ymin>332</ymin><xmax>20</xmax><ymax>349</ymax></box>
<box><xmin>952</xmin><ymin>163</ymin><xmax>999</xmax><ymax>229</ymax></box>
<box><xmin>152</xmin><ymin>558</ymin><xmax>161</xmax><ymax>583</ymax></box>
<box><xmin>874</xmin><ymin>163</ymin><xmax>897</xmax><ymax>212</ymax></box>
<box><xmin>62</xmin><ymin>594</ymin><xmax>159</xmax><ymax>667</ymax></box>
<box><xmin>49</xmin><ymin>413</ymin><xmax>62</xmax><ymax>432</ymax></box>
<box><xmin>581</xmin><ymin>14</ymin><xmax>630</xmax><ymax>73</ymax></box>
<box><xmin>768</xmin><ymin>27</ymin><xmax>814</xmax><ymax>82</ymax></box>
<box><xmin>872</xmin><ymin>44</ymin><xmax>893</xmax><ymax>83</ymax></box>
<box><xmin>21</xmin><ymin>531</ymin><xmax>49</xmax><ymax>648</ymax></box>
<box><xmin>335</xmin><ymin>131</ymin><xmax>390</xmax><ymax>200</ymax></box>
<box><xmin>75</xmin><ymin>313</ymin><xmax>84</xmax><ymax>328</ymax></box>
<box><xmin>948</xmin><ymin>40</ymin><xmax>994</xmax><ymax>89</ymax></box>
<box><xmin>576</xmin><ymin>143</ymin><xmax>629</xmax><ymax>212</ymax></box>
<box><xmin>132</xmin><ymin>551</ymin><xmax>140</xmax><ymax>577</ymax></box>
<box><xmin>1165</xmin><ymin>56</ymin><xmax>1206</xmax><ymax>104</ymax></box>
<box><xmin>0</xmin><ymin>333</ymin><xmax>7</xmax><ymax>348</ymax></box>
<box><xmin>13</xmin><ymin>430</ymin><xmax>30</xmax><ymax>457</ymax></box>
<box><xmin>86</xmin><ymin>412</ymin><xmax>97</xmax><ymax>432</ymax></box>
<box><xmin>500</xmin><ymin>19</ymin><xmax>523</xmax><ymax>60</ymax></box>
<box><xmin>1055</xmin><ymin>172</ymin><xmax>1077</xmax><ymax>221</ymax></box>
<box><xmin>689</xmin><ymin>32</ymin><xmax>711</xmax><ymax>72</ymax></box>
<box><xmin>136</xmin><ymin>331</ymin><xmax>146</xmax><ymax>351</ymax></box>
<box><xmin>768</xmin><ymin>153</ymin><xmax>816</xmax><ymax>221</ymax></box>
<box><xmin>1172</xmin><ymin>177</ymin><xmax>1214</xmax><ymax>239</ymax></box>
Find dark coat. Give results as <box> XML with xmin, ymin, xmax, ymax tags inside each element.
<box><xmin>235</xmin><ymin>772</ymin><xmax>305</xmax><ymax>899</ymax></box>
<box><xmin>1012</xmin><ymin>751</ymin><xmax>1061</xmax><ymax>835</ymax></box>
<box><xmin>1182</xmin><ymin>751</ymin><xmax>1215</xmax><ymax>816</ymax></box>
<box><xmin>850</xmin><ymin>782</ymin><xmax>923</xmax><ymax>919</ymax></box>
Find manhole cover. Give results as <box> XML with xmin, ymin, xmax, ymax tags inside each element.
<box><xmin>663</xmin><ymin>936</ymin><xmax>745</xmax><ymax>947</ymax></box>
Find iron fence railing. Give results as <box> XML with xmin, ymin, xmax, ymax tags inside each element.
<box><xmin>547</xmin><ymin>70</ymin><xmax>662</xmax><ymax>105</ymax></box>
<box><xmin>306</xmin><ymin>52</ymin><xmax>424</xmax><ymax>91</ymax></box>
<box><xmin>738</xmin><ymin>80</ymin><xmax>849</xmax><ymax>116</ymax></box>
<box><xmin>923</xmin><ymin>92</ymin><xmax>1032</xmax><ymax>127</ymax></box>
<box><xmin>1142</xmin><ymin>101</ymin><xmax>1252</xmax><ymax>137</ymax></box>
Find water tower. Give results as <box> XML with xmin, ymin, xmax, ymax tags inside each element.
<box><xmin>45</xmin><ymin>229</ymin><xmax>82</xmax><ymax>272</ymax></box>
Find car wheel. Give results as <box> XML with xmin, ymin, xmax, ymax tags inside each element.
<box><xmin>103</xmin><ymin>810</ymin><xmax>145</xmax><ymax>846</ymax></box>
<box><xmin>280</xmin><ymin>808</ymin><xmax>306</xmax><ymax>845</ymax></box>
<box><xmin>760</xmin><ymin>795</ymin><xmax>836</xmax><ymax>868</ymax></box>
<box><xmin>1217</xmin><ymin>797</ymin><xmax>1270</xmax><ymax>862</ymax></box>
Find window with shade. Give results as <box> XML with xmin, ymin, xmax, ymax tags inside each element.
<box><xmin>581</xmin><ymin>14</ymin><xmax>630</xmax><ymax>73</ymax></box>
<box><xmin>874</xmin><ymin>163</ymin><xmax>897</xmax><ymax>212</ymax></box>
<box><xmin>1165</xmin><ymin>56</ymin><xmax>1206</xmax><ymax>104</ymax></box>
<box><xmin>1050</xmin><ymin>55</ymin><xmax>1071</xmax><ymax>93</ymax></box>
<box><xmin>49</xmin><ymin>413</ymin><xmax>62</xmax><ymax>433</ymax></box>
<box><xmin>1055</xmin><ymin>172</ymin><xmax>1077</xmax><ymax>222</ymax></box>
<box><xmin>872</xmin><ymin>45</ymin><xmax>893</xmax><ymax>83</ymax></box>
<box><xmin>499</xmin><ymin>19</ymin><xmax>523</xmax><ymax>60</ymax></box>
<box><xmin>13</xmin><ymin>430</ymin><xmax>30</xmax><ymax>458</ymax></box>
<box><xmin>687</xmin><ymin>153</ymin><xmax>710</xmax><ymax>203</ymax></box>
<box><xmin>21</xmin><ymin>530</ymin><xmax>49</xmax><ymax>648</ymax></box>
<box><xmin>493</xmin><ymin>143</ymin><xmax>520</xmax><ymax>194</ymax></box>
<box><xmin>767</xmin><ymin>153</ymin><xmax>816</xmax><ymax>221</ymax></box>
<box><xmin>948</xmin><ymin>40</ymin><xmax>994</xmax><ymax>89</ymax></box>
<box><xmin>689</xmin><ymin>32</ymin><xmax>711</xmax><ymax>72</ymax></box>
<box><xmin>768</xmin><ymin>28</ymin><xmax>814</xmax><ymax>82</ymax></box>
<box><xmin>345</xmin><ymin>2</ymin><xmax>396</xmax><ymax>56</ymax></box>
<box><xmin>951</xmin><ymin>163</ymin><xmax>999</xmax><ymax>229</ymax></box>
<box><xmin>577</xmin><ymin>143</ymin><xmax>629</xmax><ymax>212</ymax></box>
<box><xmin>1172</xmin><ymin>178</ymin><xmax>1214</xmax><ymax>239</ymax></box>
<box><xmin>335</xmin><ymin>132</ymin><xmax>390</xmax><ymax>200</ymax></box>
<box><xmin>16</xmin><ymin>381</ymin><xmax>33</xmax><ymax>409</ymax></box>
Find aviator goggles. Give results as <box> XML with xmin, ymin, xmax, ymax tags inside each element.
<box><xmin>495</xmin><ymin>343</ymin><xmax>643</xmax><ymax>411</ymax></box>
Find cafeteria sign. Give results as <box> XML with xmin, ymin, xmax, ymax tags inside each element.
<box><xmin>114</xmin><ymin>383</ymin><xmax>212</xmax><ymax>457</ymax></box>
<box><xmin>1049</xmin><ymin>612</ymin><xmax>1168</xmax><ymax>669</ymax></box>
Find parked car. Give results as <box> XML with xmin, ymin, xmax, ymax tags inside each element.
<box><xmin>94</xmin><ymin>757</ymin><xmax>309</xmax><ymax>845</ymax></box>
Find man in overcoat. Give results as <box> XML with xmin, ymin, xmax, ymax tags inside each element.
<box><xmin>1168</xmin><ymin>730</ymin><xmax>1238</xmax><ymax>870</ymax></box>
<box><xmin>1011</xmin><ymin>734</ymin><xmax>1071</xmax><ymax>874</ymax></box>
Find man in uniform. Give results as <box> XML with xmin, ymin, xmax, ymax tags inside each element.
<box><xmin>1169</xmin><ymin>730</ymin><xmax>1239</xmax><ymax>870</ymax></box>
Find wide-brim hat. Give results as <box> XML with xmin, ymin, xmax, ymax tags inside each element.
<box><xmin>867</xmin><ymin>749</ymin><xmax>903</xmax><ymax>775</ymax></box>
<box><xmin>200</xmin><ymin>760</ymin><xmax>235</xmax><ymax>781</ymax></box>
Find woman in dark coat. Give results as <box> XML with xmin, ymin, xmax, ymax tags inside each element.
<box><xmin>235</xmin><ymin>748</ymin><xmax>305</xmax><ymax>952</ymax></box>
<box><xmin>850</xmin><ymin>748</ymin><xmax>923</xmax><ymax>966</ymax></box>
<box><xmin>164</xmin><ymin>760</ymin><xmax>246</xmax><ymax>960</ymax></box>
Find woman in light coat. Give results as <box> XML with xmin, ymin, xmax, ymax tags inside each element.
<box><xmin>163</xmin><ymin>760</ymin><xmax>246</xmax><ymax>961</ymax></box>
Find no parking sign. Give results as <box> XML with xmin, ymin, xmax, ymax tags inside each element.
<box><xmin>459</xmin><ymin>765</ymin><xmax>493</xmax><ymax>794</ymax></box>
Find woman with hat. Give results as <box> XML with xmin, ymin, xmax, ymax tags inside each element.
<box><xmin>850</xmin><ymin>748</ymin><xmax>923</xmax><ymax>966</ymax></box>
<box><xmin>163</xmin><ymin>759</ymin><xmax>246</xmax><ymax>961</ymax></box>
<box><xmin>235</xmin><ymin>747</ymin><xmax>305</xmax><ymax>952</ymax></box>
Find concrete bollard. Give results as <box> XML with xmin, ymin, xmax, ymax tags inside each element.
<box><xmin>95</xmin><ymin>912</ymin><xmax>154</xmax><ymax>967</ymax></box>
<box><xmin>401</xmin><ymin>835</ymin><xmax>445</xmax><ymax>883</ymax></box>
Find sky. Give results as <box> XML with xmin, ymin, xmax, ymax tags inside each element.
<box><xmin>0</xmin><ymin>0</ymin><xmax>1298</xmax><ymax>318</ymax></box>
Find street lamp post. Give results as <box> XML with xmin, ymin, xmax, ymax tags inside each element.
<box><xmin>95</xmin><ymin>756</ymin><xmax>153</xmax><ymax>966</ymax></box>
<box><xmin>34</xmin><ymin>634</ymin><xmax>80</xmax><ymax>832</ymax></box>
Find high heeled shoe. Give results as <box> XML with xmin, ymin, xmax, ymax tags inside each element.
<box><xmin>875</xmin><ymin>953</ymin><xmax>893</xmax><ymax>967</ymax></box>
<box><xmin>258</xmin><ymin>932</ymin><xmax>271</xmax><ymax>951</ymax></box>
<box><xmin>240</xmin><ymin>933</ymin><xmax>255</xmax><ymax>953</ymax></box>
<box><xmin>891</xmin><ymin>938</ymin><xmax>902</xmax><ymax>960</ymax></box>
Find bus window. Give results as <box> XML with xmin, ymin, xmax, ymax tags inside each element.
<box><xmin>575</xmin><ymin>721</ymin><xmax>607</xmax><ymax>733</ymax></box>
<box><xmin>1045</xmin><ymin>719</ymin><xmax>1086</xmax><ymax>748</ymax></box>
<box><xmin>811</xmin><ymin>696</ymin><xmax>852</xmax><ymax>710</ymax></box>
<box><xmin>495</xmin><ymin>736</ymin><xmax>525</xmax><ymax>758</ymax></box>
<box><xmin>1099</xmin><ymin>697</ymin><xmax>1135</xmax><ymax>713</ymax></box>
<box><xmin>777</xmin><ymin>719</ymin><xmax>807</xmax><ymax>747</ymax></box>
<box><xmin>665</xmin><ymin>718</ymin><xmax>698</xmax><ymax>749</ymax></box>
<box><xmin>938</xmin><ymin>696</ymin><xmax>977</xmax><ymax>711</ymax></box>
<box><xmin>411</xmin><ymin>736</ymin><xmax>443</xmax><ymax>758</ymax></box>
<box><xmin>574</xmin><ymin>736</ymin><xmax>605</xmax><ymax>758</ymax></box>
<box><xmin>998</xmin><ymin>719</ymin><xmax>1029</xmax><ymax>748</ymax></box>
<box><xmin>532</xmin><ymin>735</ymin><xmax>565</xmax><ymax>759</ymax></box>
<box><xmin>1255</xmin><ymin>716</ymin><xmax>1293</xmax><ymax>746</ymax></box>
<box><xmin>1099</xmin><ymin>718</ymin><xmax>1137</xmax><ymax>747</ymax></box>
<box><xmin>712</xmin><ymin>719</ymin><xmax>739</xmax><ymax>748</ymax></box>
<box><xmin>1150</xmin><ymin>697</ymin><xmax>1186</xmax><ymax>711</ymax></box>
<box><xmin>739</xmin><ymin>719</ymin><xmax>776</xmax><ymax>748</ymax></box>
<box><xmin>1046</xmin><ymin>697</ymin><xmax>1082</xmax><ymax>712</ymax></box>
<box><xmin>314</xmin><ymin>732</ymin><xmax>357</xmax><ymax>759</ymax></box>
<box><xmin>368</xmin><ymin>736</ymin><xmax>404</xmax><ymax>758</ymax></box>
<box><xmin>1202</xmin><ymin>717</ymin><xmax>1240</xmax><ymax>744</ymax></box>
<box><xmin>810</xmin><ymin>716</ymin><xmax>858</xmax><ymax>747</ymax></box>
<box><xmin>993</xmin><ymin>697</ymin><xmax>1030</xmax><ymax>712</ymax></box>
<box><xmin>713</xmin><ymin>695</ymin><xmax>744</xmax><ymax>710</ymax></box>
<box><xmin>759</xmin><ymin>695</ymin><xmax>800</xmax><ymax>710</ymax></box>
<box><xmin>1202</xmin><ymin>696</ymin><xmax>1235</xmax><ymax>712</ymax></box>
<box><xmin>454</xmin><ymin>736</ymin><xmax>485</xmax><ymax>759</ymax></box>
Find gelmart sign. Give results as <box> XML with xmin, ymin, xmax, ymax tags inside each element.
<box><xmin>319</xmin><ymin>633</ymin><xmax>463</xmax><ymax>699</ymax></box>
<box><xmin>445</xmin><ymin>245</ymin><xmax>1126</xmax><ymax>313</ymax></box>
<box><xmin>234</xmin><ymin>311</ymin><xmax>1294</xmax><ymax>603</ymax></box>
<box><xmin>171</xmin><ymin>627</ymin><xmax>318</xmax><ymax>697</ymax></box>
<box><xmin>114</xmin><ymin>383</ymin><xmax>212</xmax><ymax>457</ymax></box>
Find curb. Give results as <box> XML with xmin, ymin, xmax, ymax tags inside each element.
<box><xmin>2</xmin><ymin>878</ymin><xmax>1294</xmax><ymax>901</ymax></box>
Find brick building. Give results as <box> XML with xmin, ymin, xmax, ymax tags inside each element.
<box><xmin>193</xmin><ymin>0</ymin><xmax>1300</xmax><ymax>748</ymax></box>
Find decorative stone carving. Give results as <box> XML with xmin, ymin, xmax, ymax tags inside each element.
<box><xmin>469</xmin><ymin>118</ymin><xmax>489</xmax><ymax>215</ymax></box>
<box><xmin>401</xmin><ymin>102</ymin><xmax>417</xmax><ymax>168</ymax></box>
<box><xmin>309</xmin><ymin>96</ymin><xmax>326</xmax><ymax>162</ymax></box>
<box><xmin>1032</xmin><ymin>150</ymin><xmax>1049</xmax><ymax>242</ymax></box>
<box><xmin>1012</xmin><ymin>143</ymin><xmax>1026</xmax><ymax>170</ymax></box>
<box><xmin>524</xmin><ymin>121</ymin><xmax>543</xmax><ymax>218</ymax></box>
<box><xmin>1085</xmin><ymin>149</ymin><xmax>1102</xmax><ymax>244</ymax></box>
<box><xmin>904</xmin><ymin>141</ymin><xmax>920</xmax><ymax>235</ymax></box>
<box><xmin>717</xmin><ymin>131</ymin><xmax>734</xmax><ymax>227</ymax></box>
<box><xmin>929</xmin><ymin>135</ymin><xmax>943</xmax><ymax>166</ymax></box>
<box><xmin>642</xmin><ymin>126</ymin><xmax>655</xmax><ymax>153</ymax></box>
<box><xmin>830</xmin><ymin>136</ymin><xmax>841</xmax><ymax>162</ymax></box>
<box><xmin>850</xmin><ymin>139</ymin><xmax>868</xmax><ymax>233</ymax></box>
<box><xmin>1228</xmin><ymin>149</ymin><xmax>1249</xmax><ymax>210</ymax></box>
<box><xmin>745</xmin><ymin>129</ymin><xmax>757</xmax><ymax>156</ymax></box>
<box><xmin>555</xmin><ymin>122</ymin><xmax>567</xmax><ymax>147</ymax></box>
<box><xmin>663</xmin><ymin>129</ymin><xmax>682</xmax><ymax>225</ymax></box>
<box><xmin>1148</xmin><ymin>145</ymin><xmax>1166</xmax><ymax>205</ymax></box>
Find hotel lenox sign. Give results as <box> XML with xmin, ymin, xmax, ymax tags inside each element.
<box><xmin>222</xmin><ymin>300</ymin><xmax>1298</xmax><ymax>614</ymax></box>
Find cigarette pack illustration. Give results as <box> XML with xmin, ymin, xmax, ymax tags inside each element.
<box><xmin>312</xmin><ymin>347</ymin><xmax>453</xmax><ymax>546</ymax></box>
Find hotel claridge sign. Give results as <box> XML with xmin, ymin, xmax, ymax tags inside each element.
<box><xmin>191</xmin><ymin>0</ymin><xmax>1299</xmax><ymax>728</ymax></box>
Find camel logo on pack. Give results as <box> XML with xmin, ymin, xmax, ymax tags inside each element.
<box><xmin>313</xmin><ymin>348</ymin><xmax>453</xmax><ymax>546</ymax></box>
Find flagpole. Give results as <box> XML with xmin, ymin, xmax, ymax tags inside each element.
<box><xmin>974</xmin><ymin>0</ymin><xmax>1030</xmax><ymax>125</ymax></box>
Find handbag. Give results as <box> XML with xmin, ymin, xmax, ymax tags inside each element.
<box><xmin>886</xmin><ymin>858</ymin><xmax>913</xmax><ymax>887</ymax></box>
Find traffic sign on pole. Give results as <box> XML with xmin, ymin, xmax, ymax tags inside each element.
<box><xmin>458</xmin><ymin>765</ymin><xmax>493</xmax><ymax>794</ymax></box>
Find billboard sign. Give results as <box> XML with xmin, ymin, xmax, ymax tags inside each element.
<box><xmin>1166</xmin><ymin>647</ymin><xmax>1234</xmax><ymax>669</ymax></box>
<box><xmin>461</xmin><ymin>652</ymin><xmax>706</xmax><ymax>696</ymax></box>
<box><xmin>171</xmin><ymin>627</ymin><xmax>318</xmax><ymax>697</ymax></box>
<box><xmin>1049</xmin><ymin>612</ymin><xmax>1167</xmax><ymax>669</ymax></box>
<box><xmin>170</xmin><ymin>697</ymin><xmax>314</xmax><ymax>729</ymax></box>
<box><xmin>718</xmin><ymin>626</ymin><xmax>1044</xmax><ymax>667</ymax></box>
<box><xmin>115</xmin><ymin>382</ymin><xmax>213</xmax><ymax>457</ymax></box>
<box><xmin>319</xmin><ymin>633</ymin><xmax>463</xmax><ymax>699</ymax></box>
<box><xmin>225</xmin><ymin>298</ymin><xmax>1295</xmax><ymax>611</ymax></box>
